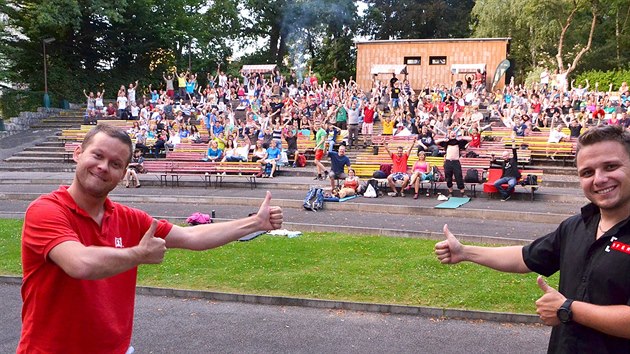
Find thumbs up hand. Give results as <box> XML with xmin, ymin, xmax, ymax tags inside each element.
<box><xmin>434</xmin><ymin>224</ymin><xmax>464</xmax><ymax>264</ymax></box>
<box><xmin>535</xmin><ymin>275</ymin><xmax>565</xmax><ymax>326</ymax></box>
<box><xmin>137</xmin><ymin>219</ymin><xmax>167</xmax><ymax>264</ymax></box>
<box><xmin>256</xmin><ymin>191</ymin><xmax>283</xmax><ymax>231</ymax></box>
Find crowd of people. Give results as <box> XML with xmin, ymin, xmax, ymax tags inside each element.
<box><xmin>80</xmin><ymin>66</ymin><xmax>630</xmax><ymax>198</ymax></box>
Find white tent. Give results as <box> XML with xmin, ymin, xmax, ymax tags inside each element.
<box><xmin>241</xmin><ymin>64</ymin><xmax>278</xmax><ymax>74</ymax></box>
<box><xmin>450</xmin><ymin>64</ymin><xmax>486</xmax><ymax>74</ymax></box>
<box><xmin>370</xmin><ymin>64</ymin><xmax>408</xmax><ymax>75</ymax></box>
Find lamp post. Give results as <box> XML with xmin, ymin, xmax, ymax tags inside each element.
<box><xmin>42</xmin><ymin>37</ymin><xmax>55</xmax><ymax>108</ymax></box>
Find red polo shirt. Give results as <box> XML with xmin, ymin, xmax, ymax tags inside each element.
<box><xmin>18</xmin><ymin>186</ymin><xmax>172</xmax><ymax>354</ymax></box>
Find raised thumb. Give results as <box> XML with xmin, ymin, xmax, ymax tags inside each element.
<box><xmin>143</xmin><ymin>219</ymin><xmax>158</xmax><ymax>239</ymax></box>
<box><xmin>537</xmin><ymin>275</ymin><xmax>552</xmax><ymax>293</ymax></box>
<box><xmin>259</xmin><ymin>191</ymin><xmax>272</xmax><ymax>210</ymax></box>
<box><xmin>443</xmin><ymin>224</ymin><xmax>457</xmax><ymax>241</ymax></box>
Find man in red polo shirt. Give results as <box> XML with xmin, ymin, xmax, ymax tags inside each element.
<box><xmin>384</xmin><ymin>138</ymin><xmax>417</xmax><ymax>197</ymax></box>
<box><xmin>18</xmin><ymin>124</ymin><xmax>283</xmax><ymax>354</ymax></box>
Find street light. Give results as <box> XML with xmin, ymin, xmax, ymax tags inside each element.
<box><xmin>42</xmin><ymin>37</ymin><xmax>55</xmax><ymax>108</ymax></box>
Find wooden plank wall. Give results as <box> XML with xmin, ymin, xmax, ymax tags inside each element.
<box><xmin>356</xmin><ymin>39</ymin><xmax>510</xmax><ymax>93</ymax></box>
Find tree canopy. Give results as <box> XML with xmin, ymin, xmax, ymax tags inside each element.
<box><xmin>0</xmin><ymin>0</ymin><xmax>627</xmax><ymax>101</ymax></box>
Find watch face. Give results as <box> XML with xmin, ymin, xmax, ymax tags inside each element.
<box><xmin>558</xmin><ymin>309</ymin><xmax>570</xmax><ymax>322</ymax></box>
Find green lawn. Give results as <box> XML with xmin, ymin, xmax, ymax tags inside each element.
<box><xmin>0</xmin><ymin>219</ymin><xmax>557</xmax><ymax>314</ymax></box>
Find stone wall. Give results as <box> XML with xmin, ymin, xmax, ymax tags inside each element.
<box><xmin>0</xmin><ymin>107</ymin><xmax>64</xmax><ymax>139</ymax></box>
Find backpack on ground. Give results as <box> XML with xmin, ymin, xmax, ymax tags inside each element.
<box><xmin>464</xmin><ymin>168</ymin><xmax>481</xmax><ymax>183</ymax></box>
<box><xmin>303</xmin><ymin>187</ymin><xmax>325</xmax><ymax>211</ymax></box>
<box><xmin>296</xmin><ymin>153</ymin><xmax>307</xmax><ymax>167</ymax></box>
<box><xmin>520</xmin><ymin>174</ymin><xmax>538</xmax><ymax>186</ymax></box>
<box><xmin>431</xmin><ymin>166</ymin><xmax>443</xmax><ymax>182</ymax></box>
<box><xmin>264</xmin><ymin>163</ymin><xmax>273</xmax><ymax>176</ymax></box>
<box><xmin>365</xmin><ymin>178</ymin><xmax>380</xmax><ymax>198</ymax></box>
<box><xmin>465</xmin><ymin>150</ymin><xmax>479</xmax><ymax>158</ymax></box>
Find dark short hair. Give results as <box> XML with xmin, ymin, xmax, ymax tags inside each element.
<box><xmin>577</xmin><ymin>125</ymin><xmax>630</xmax><ymax>158</ymax></box>
<box><xmin>82</xmin><ymin>124</ymin><xmax>133</xmax><ymax>163</ymax></box>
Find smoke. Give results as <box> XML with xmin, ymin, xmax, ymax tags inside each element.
<box><xmin>281</xmin><ymin>0</ymin><xmax>353</xmax><ymax>83</ymax></box>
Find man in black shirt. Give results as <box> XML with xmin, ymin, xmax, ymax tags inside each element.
<box><xmin>435</xmin><ymin>125</ymin><xmax>630</xmax><ymax>353</ymax></box>
<box><xmin>283</xmin><ymin>128</ymin><xmax>299</xmax><ymax>167</ymax></box>
<box><xmin>491</xmin><ymin>142</ymin><xmax>520</xmax><ymax>201</ymax></box>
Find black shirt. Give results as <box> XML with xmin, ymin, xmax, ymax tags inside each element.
<box><xmin>438</xmin><ymin>138</ymin><xmax>467</xmax><ymax>151</ymax></box>
<box><xmin>492</xmin><ymin>148</ymin><xmax>520</xmax><ymax>179</ymax></box>
<box><xmin>523</xmin><ymin>203</ymin><xmax>630</xmax><ymax>353</ymax></box>
<box><xmin>285</xmin><ymin>135</ymin><xmax>298</xmax><ymax>151</ymax></box>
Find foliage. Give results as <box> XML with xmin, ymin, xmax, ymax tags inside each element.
<box><xmin>0</xmin><ymin>0</ymin><xmax>241</xmax><ymax>102</ymax></box>
<box><xmin>0</xmin><ymin>89</ymin><xmax>61</xmax><ymax>119</ymax></box>
<box><xmin>360</xmin><ymin>0</ymin><xmax>474</xmax><ymax>40</ymax></box>
<box><xmin>574</xmin><ymin>69</ymin><xmax>630</xmax><ymax>90</ymax></box>
<box><xmin>472</xmin><ymin>0</ymin><xmax>629</xmax><ymax>79</ymax></box>
<box><xmin>0</xmin><ymin>219</ymin><xmax>559</xmax><ymax>314</ymax></box>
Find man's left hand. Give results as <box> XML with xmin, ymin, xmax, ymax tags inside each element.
<box><xmin>256</xmin><ymin>191</ymin><xmax>283</xmax><ymax>231</ymax></box>
<box><xmin>535</xmin><ymin>275</ymin><xmax>565</xmax><ymax>326</ymax></box>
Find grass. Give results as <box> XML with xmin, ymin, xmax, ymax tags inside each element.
<box><xmin>0</xmin><ymin>219</ymin><xmax>558</xmax><ymax>314</ymax></box>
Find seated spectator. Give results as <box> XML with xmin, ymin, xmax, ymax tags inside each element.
<box><xmin>327</xmin><ymin>145</ymin><xmax>351</xmax><ymax>191</ymax></box>
<box><xmin>251</xmin><ymin>139</ymin><xmax>267</xmax><ymax>163</ymax></box>
<box><xmin>337</xmin><ymin>168</ymin><xmax>360</xmax><ymax>198</ymax></box>
<box><xmin>394</xmin><ymin>122</ymin><xmax>412</xmax><ymax>136</ymax></box>
<box><xmin>263</xmin><ymin>139</ymin><xmax>281</xmax><ymax>178</ymax></box>
<box><xmin>134</xmin><ymin>128</ymin><xmax>149</xmax><ymax>154</ymax></box>
<box><xmin>384</xmin><ymin>138</ymin><xmax>416</xmax><ymax>197</ymax></box>
<box><xmin>105</xmin><ymin>103</ymin><xmax>117</xmax><ymax>118</ymax></box>
<box><xmin>204</xmin><ymin>140</ymin><xmax>222</xmax><ymax>162</ymax></box>
<box><xmin>124</xmin><ymin>148</ymin><xmax>145</xmax><ymax>188</ymax></box>
<box><xmin>84</xmin><ymin>109</ymin><xmax>97</xmax><ymax>125</ymax></box>
<box><xmin>164</xmin><ymin>128</ymin><xmax>181</xmax><ymax>152</ymax></box>
<box><xmin>234</xmin><ymin>137</ymin><xmax>252</xmax><ymax>162</ymax></box>
<box><xmin>221</xmin><ymin>139</ymin><xmax>238</xmax><ymax>162</ymax></box>
<box><xmin>410</xmin><ymin>151</ymin><xmax>432</xmax><ymax>199</ymax></box>
<box><xmin>546</xmin><ymin>124</ymin><xmax>569</xmax><ymax>160</ymax></box>
<box><xmin>491</xmin><ymin>142</ymin><xmax>520</xmax><ymax>201</ymax></box>
<box><xmin>417</xmin><ymin>125</ymin><xmax>440</xmax><ymax>156</ymax></box>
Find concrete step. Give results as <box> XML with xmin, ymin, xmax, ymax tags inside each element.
<box><xmin>22</xmin><ymin>146</ymin><xmax>65</xmax><ymax>152</ymax></box>
<box><xmin>4</xmin><ymin>155</ymin><xmax>69</xmax><ymax>163</ymax></box>
<box><xmin>0</xmin><ymin>163</ymin><xmax>75</xmax><ymax>172</ymax></box>
<box><xmin>30</xmin><ymin>123</ymin><xmax>78</xmax><ymax>129</ymax></box>
<box><xmin>36</xmin><ymin>141</ymin><xmax>65</xmax><ymax>147</ymax></box>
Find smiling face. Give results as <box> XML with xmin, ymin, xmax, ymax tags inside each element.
<box><xmin>72</xmin><ymin>132</ymin><xmax>130</xmax><ymax>199</ymax></box>
<box><xmin>577</xmin><ymin>141</ymin><xmax>630</xmax><ymax>212</ymax></box>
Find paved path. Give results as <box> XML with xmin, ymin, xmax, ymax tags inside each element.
<box><xmin>0</xmin><ymin>282</ymin><xmax>550</xmax><ymax>353</ymax></box>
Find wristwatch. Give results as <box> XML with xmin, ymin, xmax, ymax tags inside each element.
<box><xmin>557</xmin><ymin>299</ymin><xmax>574</xmax><ymax>323</ymax></box>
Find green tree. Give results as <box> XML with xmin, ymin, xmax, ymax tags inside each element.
<box><xmin>360</xmin><ymin>0</ymin><xmax>474</xmax><ymax>40</ymax></box>
<box><xmin>0</xmin><ymin>0</ymin><xmax>240</xmax><ymax>101</ymax></box>
<box><xmin>471</xmin><ymin>0</ymin><xmax>604</xmax><ymax>80</ymax></box>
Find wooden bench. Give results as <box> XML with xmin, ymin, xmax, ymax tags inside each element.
<box><xmin>504</xmin><ymin>136</ymin><xmax>577</xmax><ymax>165</ymax></box>
<box><xmin>58</xmin><ymin>128</ymin><xmax>90</xmax><ymax>143</ymax></box>
<box><xmin>483</xmin><ymin>168</ymin><xmax>544</xmax><ymax>201</ymax></box>
<box><xmin>469</xmin><ymin>146</ymin><xmax>532</xmax><ymax>167</ymax></box>
<box><xmin>143</xmin><ymin>160</ymin><xmax>213</xmax><ymax>187</ymax></box>
<box><xmin>143</xmin><ymin>160</ymin><xmax>262</xmax><ymax>189</ymax></box>
<box><xmin>212</xmin><ymin>162</ymin><xmax>263</xmax><ymax>189</ymax></box>
<box><xmin>165</xmin><ymin>151</ymin><xmax>206</xmax><ymax>161</ymax></box>
<box><xmin>431</xmin><ymin>157</ymin><xmax>492</xmax><ymax>197</ymax></box>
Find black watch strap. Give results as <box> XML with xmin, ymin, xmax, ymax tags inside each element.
<box><xmin>557</xmin><ymin>299</ymin><xmax>574</xmax><ymax>323</ymax></box>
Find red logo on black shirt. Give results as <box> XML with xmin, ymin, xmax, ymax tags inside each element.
<box><xmin>610</xmin><ymin>241</ymin><xmax>630</xmax><ymax>255</ymax></box>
